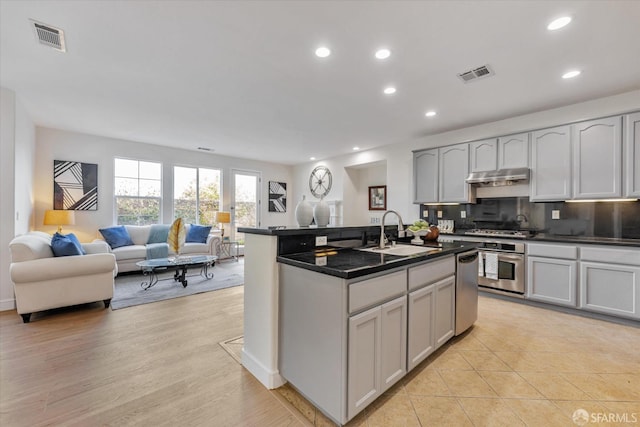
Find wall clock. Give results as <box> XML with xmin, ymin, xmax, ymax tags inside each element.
<box><xmin>309</xmin><ymin>166</ymin><xmax>332</xmax><ymax>199</ymax></box>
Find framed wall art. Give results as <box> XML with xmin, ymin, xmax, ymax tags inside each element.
<box><xmin>53</xmin><ymin>160</ymin><xmax>98</xmax><ymax>210</ymax></box>
<box><xmin>368</xmin><ymin>185</ymin><xmax>386</xmax><ymax>211</ymax></box>
<box><xmin>268</xmin><ymin>181</ymin><xmax>287</xmax><ymax>212</ymax></box>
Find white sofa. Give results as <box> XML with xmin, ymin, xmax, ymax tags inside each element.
<box><xmin>97</xmin><ymin>225</ymin><xmax>222</xmax><ymax>273</ymax></box>
<box><xmin>9</xmin><ymin>231</ymin><xmax>117</xmax><ymax>323</ymax></box>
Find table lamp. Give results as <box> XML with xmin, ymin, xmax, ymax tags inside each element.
<box><xmin>44</xmin><ymin>209</ymin><xmax>75</xmax><ymax>233</ymax></box>
<box><xmin>215</xmin><ymin>211</ymin><xmax>231</xmax><ymax>240</ymax></box>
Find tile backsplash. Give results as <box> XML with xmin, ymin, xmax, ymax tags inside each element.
<box><xmin>421</xmin><ymin>198</ymin><xmax>640</xmax><ymax>240</ymax></box>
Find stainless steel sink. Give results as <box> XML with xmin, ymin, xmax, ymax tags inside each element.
<box><xmin>357</xmin><ymin>244</ymin><xmax>441</xmax><ymax>257</ymax></box>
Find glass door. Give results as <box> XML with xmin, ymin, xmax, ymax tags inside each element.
<box><xmin>231</xmin><ymin>169</ymin><xmax>261</xmax><ymax>243</ymax></box>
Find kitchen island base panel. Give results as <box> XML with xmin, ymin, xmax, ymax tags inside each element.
<box><xmin>242</xmin><ymin>233</ymin><xmax>284</xmax><ymax>389</ymax></box>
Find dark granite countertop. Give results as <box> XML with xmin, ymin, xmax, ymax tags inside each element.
<box><xmin>239</xmin><ymin>225</ymin><xmax>386</xmax><ymax>236</ymax></box>
<box><xmin>277</xmin><ymin>242</ymin><xmax>480</xmax><ymax>279</ymax></box>
<box><xmin>441</xmin><ymin>231</ymin><xmax>639</xmax><ymax>247</ymax></box>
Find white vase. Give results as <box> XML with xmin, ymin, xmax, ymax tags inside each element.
<box><xmin>295</xmin><ymin>195</ymin><xmax>313</xmax><ymax>227</ymax></box>
<box><xmin>313</xmin><ymin>197</ymin><xmax>330</xmax><ymax>227</ymax></box>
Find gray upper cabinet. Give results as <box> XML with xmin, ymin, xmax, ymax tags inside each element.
<box><xmin>470</xmin><ymin>139</ymin><xmax>497</xmax><ymax>172</ymax></box>
<box><xmin>625</xmin><ymin>112</ymin><xmax>640</xmax><ymax>197</ymax></box>
<box><xmin>573</xmin><ymin>116</ymin><xmax>622</xmax><ymax>199</ymax></box>
<box><xmin>439</xmin><ymin>143</ymin><xmax>470</xmax><ymax>203</ymax></box>
<box><xmin>530</xmin><ymin>125</ymin><xmax>572</xmax><ymax>201</ymax></box>
<box><xmin>498</xmin><ymin>132</ymin><xmax>529</xmax><ymax>169</ymax></box>
<box><xmin>413</xmin><ymin>149</ymin><xmax>439</xmax><ymax>203</ymax></box>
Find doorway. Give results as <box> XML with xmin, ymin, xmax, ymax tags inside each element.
<box><xmin>231</xmin><ymin>169</ymin><xmax>261</xmax><ymax>243</ymax></box>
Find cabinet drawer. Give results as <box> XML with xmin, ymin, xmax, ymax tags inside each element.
<box><xmin>349</xmin><ymin>270</ymin><xmax>406</xmax><ymax>314</ymax></box>
<box><xmin>408</xmin><ymin>256</ymin><xmax>455</xmax><ymax>291</ymax></box>
<box><xmin>580</xmin><ymin>246</ymin><xmax>640</xmax><ymax>266</ymax></box>
<box><xmin>527</xmin><ymin>243</ymin><xmax>577</xmax><ymax>259</ymax></box>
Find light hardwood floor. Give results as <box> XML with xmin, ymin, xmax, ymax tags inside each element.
<box><xmin>2</xmin><ymin>283</ymin><xmax>639</xmax><ymax>426</ymax></box>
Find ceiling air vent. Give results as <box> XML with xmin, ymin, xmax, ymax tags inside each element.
<box><xmin>457</xmin><ymin>64</ymin><xmax>494</xmax><ymax>83</ymax></box>
<box><xmin>30</xmin><ymin>20</ymin><xmax>66</xmax><ymax>52</ymax></box>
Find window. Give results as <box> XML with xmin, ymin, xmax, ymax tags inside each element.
<box><xmin>114</xmin><ymin>158</ymin><xmax>162</xmax><ymax>225</ymax></box>
<box><xmin>174</xmin><ymin>166</ymin><xmax>221</xmax><ymax>225</ymax></box>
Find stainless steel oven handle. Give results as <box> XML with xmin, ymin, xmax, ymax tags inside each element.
<box><xmin>480</xmin><ymin>251</ymin><xmax>524</xmax><ymax>261</ymax></box>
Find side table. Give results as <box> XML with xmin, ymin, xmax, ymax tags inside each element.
<box><xmin>219</xmin><ymin>240</ymin><xmax>239</xmax><ymax>261</ymax></box>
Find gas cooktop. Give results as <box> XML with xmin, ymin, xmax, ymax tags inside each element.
<box><xmin>464</xmin><ymin>229</ymin><xmax>531</xmax><ymax>239</ymax></box>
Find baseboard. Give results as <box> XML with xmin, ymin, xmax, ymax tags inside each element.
<box><xmin>241</xmin><ymin>348</ymin><xmax>286</xmax><ymax>390</ymax></box>
<box><xmin>0</xmin><ymin>298</ymin><xmax>16</xmax><ymax>312</ymax></box>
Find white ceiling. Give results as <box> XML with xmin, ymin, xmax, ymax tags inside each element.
<box><xmin>2</xmin><ymin>1</ymin><xmax>640</xmax><ymax>165</ymax></box>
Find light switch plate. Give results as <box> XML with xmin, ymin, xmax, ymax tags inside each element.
<box><xmin>437</xmin><ymin>210</ymin><xmax>443</xmax><ymax>218</ymax></box>
<box><xmin>423</xmin><ymin>210</ymin><xmax>429</xmax><ymax>217</ymax></box>
<box><xmin>552</xmin><ymin>210</ymin><xmax>560</xmax><ymax>220</ymax></box>
<box><xmin>315</xmin><ymin>235</ymin><xmax>328</xmax><ymax>246</ymax></box>
<box><xmin>460</xmin><ymin>211</ymin><xmax>466</xmax><ymax>219</ymax></box>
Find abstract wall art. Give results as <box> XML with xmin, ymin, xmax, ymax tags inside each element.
<box><xmin>268</xmin><ymin>181</ymin><xmax>287</xmax><ymax>212</ymax></box>
<box><xmin>53</xmin><ymin>160</ymin><xmax>98</xmax><ymax>210</ymax></box>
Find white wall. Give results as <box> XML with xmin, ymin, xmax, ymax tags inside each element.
<box><xmin>0</xmin><ymin>87</ymin><xmax>35</xmax><ymax>311</ymax></box>
<box><xmin>293</xmin><ymin>90</ymin><xmax>640</xmax><ymax>225</ymax></box>
<box><xmin>34</xmin><ymin>128</ymin><xmax>294</xmax><ymax>242</ymax></box>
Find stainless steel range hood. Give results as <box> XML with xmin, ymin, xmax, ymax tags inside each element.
<box><xmin>466</xmin><ymin>167</ymin><xmax>530</xmax><ymax>186</ymax></box>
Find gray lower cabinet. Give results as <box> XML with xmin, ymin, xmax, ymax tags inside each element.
<box><xmin>527</xmin><ymin>256</ymin><xmax>577</xmax><ymax>307</ymax></box>
<box><xmin>579</xmin><ymin>245</ymin><xmax>640</xmax><ymax>320</ymax></box>
<box><xmin>530</xmin><ymin>125</ymin><xmax>572</xmax><ymax>201</ymax></box>
<box><xmin>626</xmin><ymin>112</ymin><xmax>640</xmax><ymax>197</ymax></box>
<box><xmin>579</xmin><ymin>262</ymin><xmax>640</xmax><ymax>319</ymax></box>
<box><xmin>526</xmin><ymin>243</ymin><xmax>578</xmax><ymax>307</ymax></box>
<box><xmin>407</xmin><ymin>257</ymin><xmax>456</xmax><ymax>371</ymax></box>
<box><xmin>348</xmin><ymin>295</ymin><xmax>406</xmax><ymax>418</ymax></box>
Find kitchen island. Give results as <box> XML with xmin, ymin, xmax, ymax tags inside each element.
<box><xmin>238</xmin><ymin>225</ymin><xmax>477</xmax><ymax>424</ymax></box>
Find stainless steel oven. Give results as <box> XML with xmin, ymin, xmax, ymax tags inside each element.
<box><xmin>477</xmin><ymin>241</ymin><xmax>525</xmax><ymax>297</ymax></box>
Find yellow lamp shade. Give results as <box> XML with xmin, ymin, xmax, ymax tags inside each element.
<box><xmin>44</xmin><ymin>210</ymin><xmax>75</xmax><ymax>233</ymax></box>
<box><xmin>215</xmin><ymin>211</ymin><xmax>231</xmax><ymax>238</ymax></box>
<box><xmin>215</xmin><ymin>211</ymin><xmax>231</xmax><ymax>224</ymax></box>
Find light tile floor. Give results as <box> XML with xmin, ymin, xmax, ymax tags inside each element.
<box><xmin>222</xmin><ymin>296</ymin><xmax>640</xmax><ymax>426</ymax></box>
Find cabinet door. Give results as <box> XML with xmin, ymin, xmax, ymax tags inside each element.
<box><xmin>580</xmin><ymin>262</ymin><xmax>640</xmax><ymax>319</ymax></box>
<box><xmin>407</xmin><ymin>285</ymin><xmax>434</xmax><ymax>371</ymax></box>
<box><xmin>625</xmin><ymin>112</ymin><xmax>640</xmax><ymax>197</ymax></box>
<box><xmin>348</xmin><ymin>306</ymin><xmax>381</xmax><ymax>420</ymax></box>
<box><xmin>526</xmin><ymin>256</ymin><xmax>577</xmax><ymax>307</ymax></box>
<box><xmin>470</xmin><ymin>139</ymin><xmax>497</xmax><ymax>172</ymax></box>
<box><xmin>498</xmin><ymin>132</ymin><xmax>529</xmax><ymax>169</ymax></box>
<box><xmin>573</xmin><ymin>116</ymin><xmax>622</xmax><ymax>199</ymax></box>
<box><xmin>530</xmin><ymin>125</ymin><xmax>572</xmax><ymax>201</ymax></box>
<box><xmin>434</xmin><ymin>276</ymin><xmax>455</xmax><ymax>349</ymax></box>
<box><xmin>380</xmin><ymin>296</ymin><xmax>407</xmax><ymax>392</ymax></box>
<box><xmin>414</xmin><ymin>149</ymin><xmax>439</xmax><ymax>203</ymax></box>
<box><xmin>439</xmin><ymin>144</ymin><xmax>470</xmax><ymax>203</ymax></box>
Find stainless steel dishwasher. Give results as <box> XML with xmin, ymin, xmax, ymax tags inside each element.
<box><xmin>455</xmin><ymin>250</ymin><xmax>479</xmax><ymax>335</ymax></box>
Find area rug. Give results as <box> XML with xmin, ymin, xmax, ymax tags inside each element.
<box><xmin>111</xmin><ymin>259</ymin><xmax>244</xmax><ymax>309</ymax></box>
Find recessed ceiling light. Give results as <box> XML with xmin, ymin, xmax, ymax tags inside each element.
<box><xmin>353</xmin><ymin>146</ymin><xmax>360</xmax><ymax>151</ymax></box>
<box><xmin>547</xmin><ymin>16</ymin><xmax>572</xmax><ymax>31</ymax></box>
<box><xmin>383</xmin><ymin>87</ymin><xmax>396</xmax><ymax>95</ymax></box>
<box><xmin>310</xmin><ymin>156</ymin><xmax>316</xmax><ymax>160</ymax></box>
<box><xmin>562</xmin><ymin>70</ymin><xmax>581</xmax><ymax>79</ymax></box>
<box><xmin>375</xmin><ymin>48</ymin><xmax>391</xmax><ymax>59</ymax></box>
<box><xmin>425</xmin><ymin>111</ymin><xmax>437</xmax><ymax>117</ymax></box>
<box><xmin>315</xmin><ymin>47</ymin><xmax>331</xmax><ymax>58</ymax></box>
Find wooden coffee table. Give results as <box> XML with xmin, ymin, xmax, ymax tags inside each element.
<box><xmin>136</xmin><ymin>255</ymin><xmax>217</xmax><ymax>290</ymax></box>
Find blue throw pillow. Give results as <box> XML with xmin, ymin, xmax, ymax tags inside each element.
<box><xmin>65</xmin><ymin>232</ymin><xmax>86</xmax><ymax>254</ymax></box>
<box><xmin>147</xmin><ymin>224</ymin><xmax>170</xmax><ymax>244</ymax></box>
<box><xmin>51</xmin><ymin>232</ymin><xmax>84</xmax><ymax>257</ymax></box>
<box><xmin>186</xmin><ymin>224</ymin><xmax>212</xmax><ymax>244</ymax></box>
<box><xmin>99</xmin><ymin>225</ymin><xmax>134</xmax><ymax>249</ymax></box>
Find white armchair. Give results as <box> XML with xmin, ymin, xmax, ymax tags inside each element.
<box><xmin>9</xmin><ymin>231</ymin><xmax>117</xmax><ymax>323</ymax></box>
